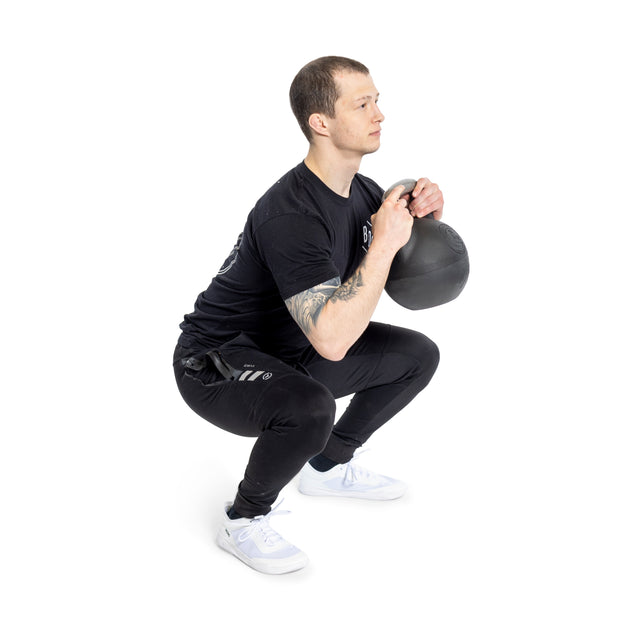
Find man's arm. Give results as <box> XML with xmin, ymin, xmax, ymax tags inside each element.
<box><xmin>285</xmin><ymin>185</ymin><xmax>413</xmax><ymax>361</ymax></box>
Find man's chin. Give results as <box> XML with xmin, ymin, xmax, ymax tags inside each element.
<box><xmin>363</xmin><ymin>141</ymin><xmax>381</xmax><ymax>156</ymax></box>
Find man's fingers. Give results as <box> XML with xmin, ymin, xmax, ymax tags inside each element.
<box><xmin>385</xmin><ymin>184</ymin><xmax>409</xmax><ymax>203</ymax></box>
<box><xmin>411</xmin><ymin>177</ymin><xmax>432</xmax><ymax>198</ymax></box>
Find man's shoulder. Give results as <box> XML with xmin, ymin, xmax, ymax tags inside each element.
<box><xmin>250</xmin><ymin>162</ymin><xmax>323</xmax><ymax>227</ymax></box>
<box><xmin>263</xmin><ymin>162</ymin><xmax>308</xmax><ymax>195</ymax></box>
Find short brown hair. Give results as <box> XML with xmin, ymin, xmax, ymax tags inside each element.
<box><xmin>289</xmin><ymin>56</ymin><xmax>370</xmax><ymax>142</ymax></box>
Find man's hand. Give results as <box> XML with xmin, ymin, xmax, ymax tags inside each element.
<box><xmin>407</xmin><ymin>178</ymin><xmax>444</xmax><ymax>220</ymax></box>
<box><xmin>370</xmin><ymin>184</ymin><xmax>415</xmax><ymax>256</ymax></box>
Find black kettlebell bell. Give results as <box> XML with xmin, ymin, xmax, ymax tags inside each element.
<box><xmin>383</xmin><ymin>179</ymin><xmax>470</xmax><ymax>310</ymax></box>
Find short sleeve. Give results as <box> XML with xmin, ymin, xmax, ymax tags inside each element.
<box><xmin>254</xmin><ymin>213</ymin><xmax>340</xmax><ymax>300</ymax></box>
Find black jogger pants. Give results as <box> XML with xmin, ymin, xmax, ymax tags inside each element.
<box><xmin>173</xmin><ymin>322</ymin><xmax>439</xmax><ymax>518</ymax></box>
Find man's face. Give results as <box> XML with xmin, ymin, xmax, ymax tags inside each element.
<box><xmin>325</xmin><ymin>72</ymin><xmax>384</xmax><ymax>156</ymax></box>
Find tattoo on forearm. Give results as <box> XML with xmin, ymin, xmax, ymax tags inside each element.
<box><xmin>330</xmin><ymin>269</ymin><xmax>364</xmax><ymax>303</ymax></box>
<box><xmin>285</xmin><ymin>277</ymin><xmax>340</xmax><ymax>335</ymax></box>
<box><xmin>284</xmin><ymin>258</ymin><xmax>369</xmax><ymax>336</ymax></box>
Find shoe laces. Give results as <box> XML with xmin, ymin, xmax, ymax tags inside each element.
<box><xmin>343</xmin><ymin>462</ymin><xmax>375</xmax><ymax>485</ymax></box>
<box><xmin>237</xmin><ymin>500</ymin><xmax>290</xmax><ymax>547</ymax></box>
<box><xmin>343</xmin><ymin>449</ymin><xmax>374</xmax><ymax>485</ymax></box>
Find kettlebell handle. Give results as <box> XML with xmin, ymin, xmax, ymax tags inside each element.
<box><xmin>382</xmin><ymin>178</ymin><xmax>434</xmax><ymax>219</ymax></box>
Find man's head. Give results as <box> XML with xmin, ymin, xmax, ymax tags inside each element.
<box><xmin>289</xmin><ymin>56</ymin><xmax>372</xmax><ymax>143</ymax></box>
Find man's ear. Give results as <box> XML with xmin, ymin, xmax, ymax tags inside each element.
<box><xmin>308</xmin><ymin>113</ymin><xmax>330</xmax><ymax>138</ymax></box>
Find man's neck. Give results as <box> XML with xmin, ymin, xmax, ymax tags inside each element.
<box><xmin>304</xmin><ymin>145</ymin><xmax>362</xmax><ymax>198</ymax></box>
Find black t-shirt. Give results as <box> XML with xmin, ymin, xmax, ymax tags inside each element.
<box><xmin>178</xmin><ymin>162</ymin><xmax>383</xmax><ymax>362</ymax></box>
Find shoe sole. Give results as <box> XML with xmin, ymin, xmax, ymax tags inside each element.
<box><xmin>298</xmin><ymin>484</ymin><xmax>406</xmax><ymax>500</ymax></box>
<box><xmin>215</xmin><ymin>530</ymin><xmax>308</xmax><ymax>575</ymax></box>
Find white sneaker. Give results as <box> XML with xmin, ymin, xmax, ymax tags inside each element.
<box><xmin>298</xmin><ymin>459</ymin><xmax>406</xmax><ymax>500</ymax></box>
<box><xmin>215</xmin><ymin>502</ymin><xmax>308</xmax><ymax>574</ymax></box>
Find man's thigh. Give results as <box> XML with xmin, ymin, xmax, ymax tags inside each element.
<box><xmin>301</xmin><ymin>322</ymin><xmax>437</xmax><ymax>398</ymax></box>
<box><xmin>174</xmin><ymin>333</ymin><xmax>333</xmax><ymax>436</ymax></box>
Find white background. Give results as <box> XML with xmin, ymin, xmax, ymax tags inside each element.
<box><xmin>2</xmin><ymin>1</ymin><xmax>639</xmax><ymax>638</ymax></box>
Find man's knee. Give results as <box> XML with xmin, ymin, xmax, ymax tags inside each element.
<box><xmin>390</xmin><ymin>327</ymin><xmax>440</xmax><ymax>388</ymax></box>
<box><xmin>415</xmin><ymin>333</ymin><xmax>440</xmax><ymax>382</ymax></box>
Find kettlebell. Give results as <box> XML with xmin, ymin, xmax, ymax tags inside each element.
<box><xmin>383</xmin><ymin>179</ymin><xmax>469</xmax><ymax>310</ymax></box>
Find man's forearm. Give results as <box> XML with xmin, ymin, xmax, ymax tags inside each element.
<box><xmin>285</xmin><ymin>241</ymin><xmax>395</xmax><ymax>361</ymax></box>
